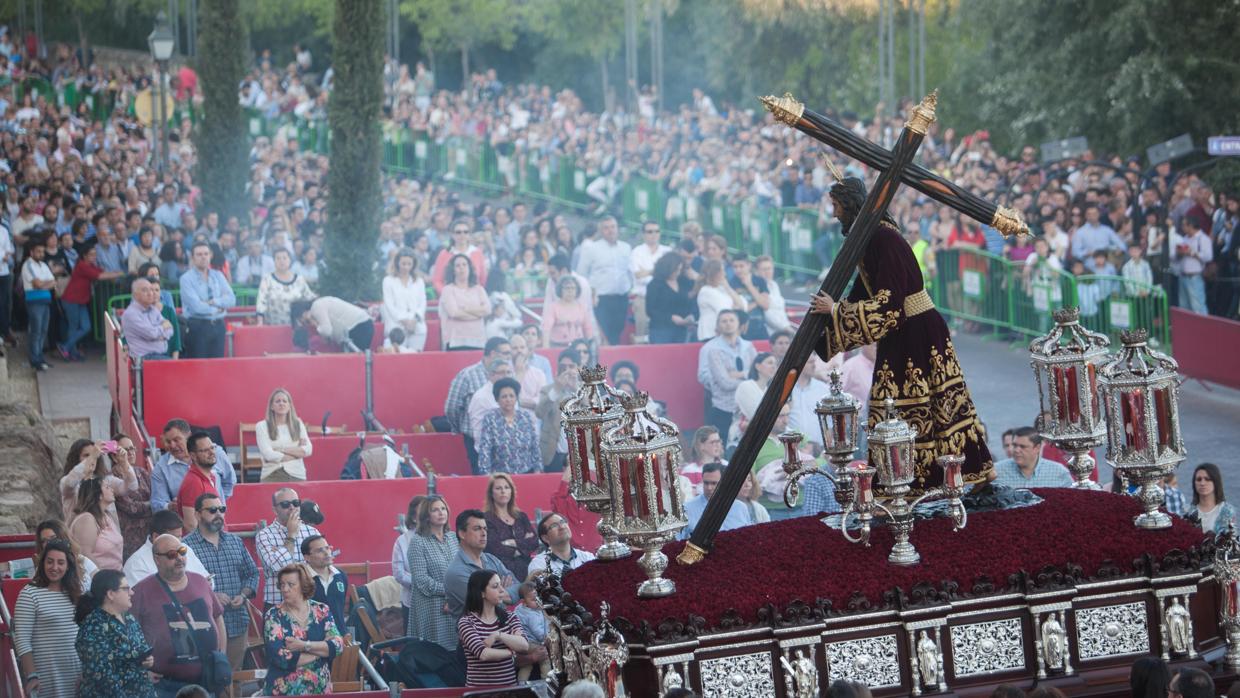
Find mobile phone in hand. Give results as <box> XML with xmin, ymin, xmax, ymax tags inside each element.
<box><xmin>99</xmin><ymin>440</ymin><xmax>119</xmax><ymax>454</ymax></box>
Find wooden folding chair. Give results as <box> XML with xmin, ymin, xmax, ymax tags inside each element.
<box><xmin>330</xmin><ymin>641</ymin><xmax>364</xmax><ymax>692</ymax></box>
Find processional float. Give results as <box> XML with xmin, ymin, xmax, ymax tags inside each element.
<box><xmin>537</xmin><ymin>93</ymin><xmax>1224</xmax><ymax>698</ymax></box>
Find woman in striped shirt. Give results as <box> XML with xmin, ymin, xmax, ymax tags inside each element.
<box><xmin>457</xmin><ymin>570</ymin><xmax>529</xmax><ymax>687</ymax></box>
<box><xmin>14</xmin><ymin>539</ymin><xmax>84</xmax><ymax>698</ymax></box>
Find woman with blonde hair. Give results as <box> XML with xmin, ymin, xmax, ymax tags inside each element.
<box><xmin>256</xmin><ymin>388</ymin><xmax>313</xmax><ymax>482</ymax></box>
<box><xmin>68</xmin><ymin>478</ymin><xmax>124</xmax><ymax>572</ymax></box>
<box><xmin>483</xmin><ymin>473</ymin><xmax>539</xmax><ymax>581</ymax></box>
<box><xmin>381</xmin><ymin>247</ymin><xmax>428</xmax><ymax>352</ymax></box>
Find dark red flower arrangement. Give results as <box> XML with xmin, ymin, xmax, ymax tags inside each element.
<box><xmin>561</xmin><ymin>488</ymin><xmax>1205</xmax><ymax>640</ymax></box>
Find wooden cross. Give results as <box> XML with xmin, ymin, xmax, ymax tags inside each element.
<box><xmin>681</xmin><ymin>91</ymin><xmax>1021</xmax><ymax>564</ymax></box>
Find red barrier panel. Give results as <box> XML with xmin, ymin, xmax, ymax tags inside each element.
<box><xmin>303</xmin><ymin>433</ymin><xmax>470</xmax><ymax>480</ymax></box>
<box><xmin>597</xmin><ymin>343</ymin><xmax>705</xmax><ymax>428</ymax></box>
<box><xmin>1171</xmin><ymin>308</ymin><xmax>1240</xmax><ymax>390</ymax></box>
<box><xmin>0</xmin><ymin>536</ymin><xmax>33</xmax><ymax>565</ymax></box>
<box><xmin>224</xmin><ymin>473</ymin><xmax>561</xmax><ymax>566</ymax></box>
<box><xmin>230</xmin><ymin>319</ymin><xmax>443</xmax><ymax>357</ymax></box>
<box><xmin>141</xmin><ymin>354</ymin><xmax>367</xmax><ymax>445</ymax></box>
<box><xmin>1</xmin><ymin>580</ymin><xmax>29</xmax><ymax>627</ymax></box>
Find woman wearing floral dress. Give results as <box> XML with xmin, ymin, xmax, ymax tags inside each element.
<box><xmin>475</xmin><ymin>378</ymin><xmax>542</xmax><ymax>475</ymax></box>
<box><xmin>256</xmin><ymin>248</ymin><xmax>314</xmax><ymax>325</ymax></box>
<box><xmin>406</xmin><ymin>495</ymin><xmax>460</xmax><ymax>651</ymax></box>
<box><xmin>14</xmin><ymin>540</ymin><xmax>83</xmax><ymax>698</ymax></box>
<box><xmin>264</xmin><ymin>563</ymin><xmax>345</xmax><ymax>695</ymax></box>
<box><xmin>74</xmin><ymin>568</ymin><xmax>157</xmax><ymax>697</ymax></box>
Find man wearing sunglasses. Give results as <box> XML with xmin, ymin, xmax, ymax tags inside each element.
<box><xmin>185</xmin><ymin>493</ymin><xmax>259</xmax><ymax>672</ymax></box>
<box><xmin>124</xmin><ymin>509</ymin><xmax>211</xmax><ymax>588</ymax></box>
<box><xmin>131</xmin><ymin>533</ymin><xmax>226</xmax><ymax>697</ymax></box>
<box><xmin>255</xmin><ymin>487</ymin><xmax>321</xmax><ymax>608</ymax></box>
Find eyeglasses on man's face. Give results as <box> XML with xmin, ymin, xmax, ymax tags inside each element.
<box><xmin>277</xmin><ymin>499</ymin><xmax>301</xmax><ymax>509</ymax></box>
<box><xmin>156</xmin><ymin>546</ymin><xmax>188</xmax><ymax>560</ymax></box>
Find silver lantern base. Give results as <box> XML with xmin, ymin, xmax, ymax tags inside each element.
<box><xmin>1124</xmin><ymin>466</ymin><xmax>1174</xmax><ymax>530</ymax></box>
<box><xmin>636</xmin><ymin>544</ymin><xmax>675</xmax><ymax>598</ymax></box>
<box><xmin>1060</xmin><ymin>444</ymin><xmax>1102</xmax><ymax>490</ymax></box>
<box><xmin>595</xmin><ymin>518</ymin><xmax>632</xmax><ymax>561</ymax></box>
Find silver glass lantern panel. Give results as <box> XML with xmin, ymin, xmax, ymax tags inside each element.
<box><xmin>1028</xmin><ymin>307</ymin><xmax>1109</xmax><ymax>444</ymax></box>
<box><xmin>1099</xmin><ymin>328</ymin><xmax>1186</xmax><ymax>530</ymax></box>
<box><xmin>561</xmin><ymin>364</ymin><xmax>629</xmax><ymax>560</ymax></box>
<box><xmin>867</xmin><ymin>397</ymin><xmax>917</xmax><ymax>490</ymax></box>
<box><xmin>816</xmin><ymin>369</ymin><xmax>861</xmax><ymax>458</ymax></box>
<box><xmin>602</xmin><ymin>391</ymin><xmax>687</xmax><ymax>598</ymax></box>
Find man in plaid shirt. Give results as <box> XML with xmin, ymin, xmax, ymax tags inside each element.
<box><xmin>184</xmin><ymin>492</ymin><xmax>260</xmax><ymax>671</ymax></box>
<box><xmin>254</xmin><ymin>487</ymin><xmax>321</xmax><ymax>608</ymax></box>
<box><xmin>443</xmin><ymin>336</ymin><xmax>511</xmax><ymax>469</ymax></box>
<box><xmin>1162</xmin><ymin>473</ymin><xmax>1188</xmax><ymax>517</ymax></box>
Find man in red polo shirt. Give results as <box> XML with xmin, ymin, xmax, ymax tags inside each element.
<box><xmin>178</xmin><ymin>431</ymin><xmax>221</xmax><ymax>534</ymax></box>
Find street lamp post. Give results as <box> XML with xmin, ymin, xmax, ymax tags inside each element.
<box><xmin>148</xmin><ymin>11</ymin><xmax>175</xmax><ymax>175</ymax></box>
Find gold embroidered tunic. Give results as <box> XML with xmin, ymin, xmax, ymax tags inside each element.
<box><xmin>815</xmin><ymin>222</ymin><xmax>994</xmax><ymax>492</ymax></box>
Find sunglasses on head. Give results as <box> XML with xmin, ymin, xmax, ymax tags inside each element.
<box><xmin>278</xmin><ymin>499</ymin><xmax>301</xmax><ymax>509</ymax></box>
<box><xmin>200</xmin><ymin>505</ymin><xmax>226</xmax><ymax>514</ymax></box>
<box><xmin>156</xmin><ymin>546</ymin><xmax>188</xmax><ymax>560</ymax></box>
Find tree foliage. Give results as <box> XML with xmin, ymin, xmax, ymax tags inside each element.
<box><xmin>194</xmin><ymin>0</ymin><xmax>249</xmax><ymax>225</ymax></box>
<box><xmin>400</xmin><ymin>0</ymin><xmax>519</xmax><ymax>75</ymax></box>
<box><xmin>321</xmin><ymin>0</ymin><xmax>385</xmax><ymax>300</ymax></box>
<box><xmin>946</xmin><ymin>0</ymin><xmax>1240</xmax><ymax>156</ymax></box>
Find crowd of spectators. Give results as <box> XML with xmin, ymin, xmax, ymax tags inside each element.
<box><xmin>3</xmin><ymin>31</ymin><xmax>1238</xmax><ymax>696</ymax></box>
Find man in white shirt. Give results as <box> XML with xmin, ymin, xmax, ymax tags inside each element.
<box><xmin>234</xmin><ymin>237</ymin><xmax>275</xmax><ymax>287</ymax></box>
<box><xmin>0</xmin><ymin>221</ymin><xmax>13</xmax><ymax>347</ymax></box>
<box><xmin>788</xmin><ymin>354</ymin><xmax>831</xmax><ymax>450</ymax></box>
<box><xmin>527</xmin><ymin>512</ymin><xmax>596</xmax><ymax>580</ymax></box>
<box><xmin>545</xmin><ymin>255</ymin><xmax>591</xmax><ymax>314</ymax></box>
<box><xmin>124</xmin><ymin>510</ymin><xmax>211</xmax><ymax>587</ymax></box>
<box><xmin>1171</xmin><ymin>216</ymin><xmax>1213</xmax><ymax>315</ymax></box>
<box><xmin>755</xmin><ymin>255</ymin><xmax>792</xmax><ymax>335</ymax></box>
<box><xmin>467</xmin><ymin>358</ymin><xmax>515</xmax><ymax>439</ymax></box>
<box><xmin>575</xmin><ymin>216</ymin><xmax>633</xmax><ymax>345</ymax></box>
<box><xmin>629</xmin><ymin>221</ymin><xmax>669</xmax><ymax>343</ymax></box>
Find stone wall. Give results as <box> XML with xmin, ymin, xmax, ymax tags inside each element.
<box><xmin>0</xmin><ymin>358</ymin><xmax>64</xmax><ymax>534</ymax></box>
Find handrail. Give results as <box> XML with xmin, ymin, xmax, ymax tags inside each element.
<box><xmin>358</xmin><ymin>649</ymin><xmax>388</xmax><ymax>690</ymax></box>
<box><xmin>0</xmin><ymin>590</ymin><xmax>25</xmax><ymax>698</ymax></box>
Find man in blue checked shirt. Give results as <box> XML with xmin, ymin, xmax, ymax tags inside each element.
<box><xmin>183</xmin><ymin>492</ymin><xmax>259</xmax><ymax>672</ymax></box>
<box><xmin>179</xmin><ymin>240</ymin><xmax>235</xmax><ymax>358</ymax></box>
<box><xmin>991</xmin><ymin>426</ymin><xmax>1074</xmax><ymax>490</ymax></box>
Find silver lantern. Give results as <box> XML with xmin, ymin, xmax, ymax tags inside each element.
<box><xmin>1029</xmin><ymin>307</ymin><xmax>1109</xmax><ymax>488</ymax></box>
<box><xmin>562</xmin><ymin>364</ymin><xmax>630</xmax><ymax>560</ymax></box>
<box><xmin>815</xmin><ymin>369</ymin><xmax>862</xmax><ymax>509</ymax></box>
<box><xmin>1217</xmin><ymin>523</ymin><xmax>1240</xmax><ymax>672</ymax></box>
<box><xmin>1099</xmin><ymin>329</ymin><xmax>1186</xmax><ymax>530</ymax></box>
<box><xmin>602</xmin><ymin>391</ymin><xmax>687</xmax><ymax>598</ymax></box>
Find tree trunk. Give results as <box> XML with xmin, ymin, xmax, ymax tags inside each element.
<box><xmin>74</xmin><ymin>12</ymin><xmax>88</xmax><ymax>68</ymax></box>
<box><xmin>194</xmin><ymin>0</ymin><xmax>249</xmax><ymax>226</ymax></box>
<box><xmin>460</xmin><ymin>44</ymin><xmax>470</xmax><ymax>82</ymax></box>
<box><xmin>323</xmin><ymin>0</ymin><xmax>385</xmax><ymax>300</ymax></box>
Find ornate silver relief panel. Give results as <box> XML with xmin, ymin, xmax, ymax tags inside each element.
<box><xmin>825</xmin><ymin>634</ymin><xmax>902</xmax><ymax>689</ymax></box>
<box><xmin>698</xmin><ymin>651</ymin><xmax>776</xmax><ymax>698</ymax></box>
<box><xmin>1076</xmin><ymin>602</ymin><xmax>1150</xmax><ymax>660</ymax></box>
<box><xmin>949</xmin><ymin>617</ymin><xmax>1026</xmax><ymax>677</ymax></box>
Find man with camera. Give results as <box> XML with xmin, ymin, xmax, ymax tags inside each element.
<box><xmin>254</xmin><ymin>488</ymin><xmax>322</xmax><ymax>609</ymax></box>
<box><xmin>184</xmin><ymin>493</ymin><xmax>260</xmax><ymax>672</ymax></box>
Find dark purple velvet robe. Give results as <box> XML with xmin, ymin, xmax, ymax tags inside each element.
<box><xmin>815</xmin><ymin>221</ymin><xmax>993</xmax><ymax>493</ymax></box>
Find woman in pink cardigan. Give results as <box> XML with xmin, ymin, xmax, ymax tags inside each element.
<box><xmin>541</xmin><ymin>275</ymin><xmax>598</xmax><ymax>347</ymax></box>
<box><xmin>438</xmin><ymin>254</ymin><xmax>492</xmax><ymax>350</ymax></box>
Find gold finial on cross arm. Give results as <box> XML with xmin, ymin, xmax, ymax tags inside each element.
<box><xmin>759</xmin><ymin>92</ymin><xmax>805</xmax><ymax>127</ymax></box>
<box><xmin>991</xmin><ymin>205</ymin><xmax>1031</xmax><ymax>238</ymax></box>
<box><xmin>905</xmin><ymin>89</ymin><xmax>939</xmax><ymax>135</ymax></box>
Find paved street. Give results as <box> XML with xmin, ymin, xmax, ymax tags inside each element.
<box><xmin>952</xmin><ymin>331</ymin><xmax>1240</xmax><ymax>494</ymax></box>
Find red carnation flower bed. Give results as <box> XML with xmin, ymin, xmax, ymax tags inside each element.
<box><xmin>562</xmin><ymin>489</ymin><xmax>1205</xmax><ymax>635</ymax></box>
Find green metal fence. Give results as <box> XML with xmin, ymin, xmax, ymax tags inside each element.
<box><xmin>932</xmin><ymin>249</ymin><xmax>1171</xmax><ymax>348</ymax></box>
